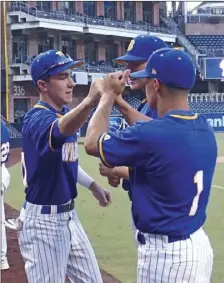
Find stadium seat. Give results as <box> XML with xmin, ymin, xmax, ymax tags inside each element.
<box><xmin>187</xmin><ymin>35</ymin><xmax>224</xmax><ymax>56</ymax></box>
<box><xmin>189</xmin><ymin>101</ymin><xmax>224</xmax><ymax>114</ymax></box>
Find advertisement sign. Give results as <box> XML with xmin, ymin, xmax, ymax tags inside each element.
<box><xmin>204</xmin><ymin>57</ymin><xmax>224</xmax><ymax>80</ymax></box>
<box><xmin>202</xmin><ymin>113</ymin><xmax>224</xmax><ymax>132</ymax></box>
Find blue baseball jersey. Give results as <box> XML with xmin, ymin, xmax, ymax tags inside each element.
<box><xmin>98</xmin><ymin>110</ymin><xmax>217</xmax><ymax>236</ymax></box>
<box><xmin>109</xmin><ymin>116</ymin><xmax>125</xmax><ymax>132</ymax></box>
<box><xmin>22</xmin><ymin>101</ymin><xmax>78</xmax><ymax>205</ymax></box>
<box><xmin>137</xmin><ymin>98</ymin><xmax>158</xmax><ymax>119</ymax></box>
<box><xmin>1</xmin><ymin>122</ymin><xmax>10</xmax><ymax>165</ymax></box>
<box><xmin>122</xmin><ymin>98</ymin><xmax>157</xmax><ymax>199</ymax></box>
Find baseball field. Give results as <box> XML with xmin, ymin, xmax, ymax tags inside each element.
<box><xmin>2</xmin><ymin>133</ymin><xmax>224</xmax><ymax>283</ymax></box>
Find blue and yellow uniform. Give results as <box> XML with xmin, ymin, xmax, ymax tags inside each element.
<box><xmin>113</xmin><ymin>35</ymin><xmax>168</xmax><ymax>200</ymax></box>
<box><xmin>18</xmin><ymin>50</ymin><xmax>103</xmax><ymax>283</ymax></box>
<box><xmin>98</xmin><ymin>48</ymin><xmax>217</xmax><ymax>283</ymax></box>
<box><xmin>1</xmin><ymin>122</ymin><xmax>10</xmax><ymax>166</ymax></box>
<box><xmin>22</xmin><ymin>100</ymin><xmax>78</xmax><ymax>205</ymax></box>
<box><xmin>97</xmin><ymin>48</ymin><xmax>217</xmax><ymax>282</ymax></box>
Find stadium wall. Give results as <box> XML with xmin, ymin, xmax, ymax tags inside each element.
<box><xmin>185</xmin><ymin>23</ymin><xmax>224</xmax><ymax>35</ymax></box>
<box><xmin>203</xmin><ymin>113</ymin><xmax>224</xmax><ymax>132</ymax></box>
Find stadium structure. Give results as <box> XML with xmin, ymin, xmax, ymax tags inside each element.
<box><xmin>1</xmin><ymin>1</ymin><xmax>224</xmax><ymax>142</ymax></box>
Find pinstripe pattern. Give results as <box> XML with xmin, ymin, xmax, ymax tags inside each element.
<box><xmin>137</xmin><ymin>228</ymin><xmax>213</xmax><ymax>283</ymax></box>
<box><xmin>131</xmin><ymin>212</ymin><xmax>139</xmax><ymax>248</ymax></box>
<box><xmin>17</xmin><ymin>202</ymin><xmax>103</xmax><ymax>283</ymax></box>
<box><xmin>1</xmin><ymin>195</ymin><xmax>7</xmax><ymax>262</ymax></box>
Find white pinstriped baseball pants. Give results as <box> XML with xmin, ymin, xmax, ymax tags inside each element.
<box><xmin>17</xmin><ymin>202</ymin><xmax>103</xmax><ymax>283</ymax></box>
<box><xmin>1</xmin><ymin>194</ymin><xmax>7</xmax><ymax>262</ymax></box>
<box><xmin>136</xmin><ymin>228</ymin><xmax>213</xmax><ymax>283</ymax></box>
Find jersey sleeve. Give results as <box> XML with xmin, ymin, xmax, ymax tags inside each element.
<box><xmin>23</xmin><ymin>110</ymin><xmax>67</xmax><ymax>154</ymax></box>
<box><xmin>97</xmin><ymin>121</ymin><xmax>148</xmax><ymax>168</ymax></box>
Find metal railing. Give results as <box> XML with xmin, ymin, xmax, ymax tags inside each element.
<box><xmin>188</xmin><ymin>93</ymin><xmax>224</xmax><ymax>102</ymax></box>
<box><xmin>9</xmin><ymin>2</ymin><xmax>174</xmax><ymax>35</ymax></box>
<box><xmin>161</xmin><ymin>16</ymin><xmax>201</xmax><ymax>70</ymax></box>
<box><xmin>12</xmin><ymin>54</ymin><xmax>32</xmax><ymax>64</ymax></box>
<box><xmin>9</xmin><ymin>2</ymin><xmax>85</xmax><ymax>23</ymax></box>
<box><xmin>198</xmin><ymin>47</ymin><xmax>224</xmax><ymax>57</ymax></box>
<box><xmin>187</xmin><ymin>14</ymin><xmax>224</xmax><ymax>24</ymax></box>
<box><xmin>11</xmin><ymin>53</ymin><xmax>124</xmax><ymax>73</ymax></box>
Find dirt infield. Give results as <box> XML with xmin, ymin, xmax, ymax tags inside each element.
<box><xmin>3</xmin><ymin>147</ymin><xmax>121</xmax><ymax>283</ymax></box>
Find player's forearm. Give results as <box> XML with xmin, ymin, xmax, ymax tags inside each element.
<box><xmin>85</xmin><ymin>94</ymin><xmax>115</xmax><ymax>156</ymax></box>
<box><xmin>58</xmin><ymin>97</ymin><xmax>94</xmax><ymax>136</ymax></box>
<box><xmin>114</xmin><ymin>166</ymin><xmax>129</xmax><ymax>179</ymax></box>
<box><xmin>77</xmin><ymin>165</ymin><xmax>94</xmax><ymax>189</ymax></box>
<box><xmin>116</xmin><ymin>99</ymin><xmax>151</xmax><ymax>125</ymax></box>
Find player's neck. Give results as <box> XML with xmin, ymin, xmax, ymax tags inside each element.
<box><xmin>39</xmin><ymin>94</ymin><xmax>63</xmax><ymax>111</ymax></box>
<box><xmin>158</xmin><ymin>99</ymin><xmax>190</xmax><ymax>117</ymax></box>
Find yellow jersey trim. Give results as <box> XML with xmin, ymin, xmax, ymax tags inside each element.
<box><xmin>141</xmin><ymin>98</ymin><xmax>147</xmax><ymax>104</ymax></box>
<box><xmin>99</xmin><ymin>133</ymin><xmax>113</xmax><ymax>168</ymax></box>
<box><xmin>34</xmin><ymin>104</ymin><xmax>63</xmax><ymax>118</ymax></box>
<box><xmin>170</xmin><ymin>114</ymin><xmax>198</xmax><ymax>120</ymax></box>
<box><xmin>34</xmin><ymin>104</ymin><xmax>63</xmax><ymax>150</ymax></box>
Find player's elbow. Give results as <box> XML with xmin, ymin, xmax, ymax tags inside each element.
<box><xmin>84</xmin><ymin>139</ymin><xmax>98</xmax><ymax>156</ymax></box>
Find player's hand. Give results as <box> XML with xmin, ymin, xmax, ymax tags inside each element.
<box><xmin>103</xmin><ymin>69</ymin><xmax>130</xmax><ymax>97</ymax></box>
<box><xmin>108</xmin><ymin>176</ymin><xmax>121</xmax><ymax>187</ymax></box>
<box><xmin>87</xmin><ymin>79</ymin><xmax>104</xmax><ymax>104</ymax></box>
<box><xmin>99</xmin><ymin>163</ymin><xmax>115</xmax><ymax>178</ymax></box>
<box><xmin>89</xmin><ymin>182</ymin><xmax>112</xmax><ymax>207</ymax></box>
<box><xmin>115</xmin><ymin>94</ymin><xmax>124</xmax><ymax>105</ymax></box>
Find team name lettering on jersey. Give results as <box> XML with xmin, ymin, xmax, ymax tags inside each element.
<box><xmin>62</xmin><ymin>142</ymin><xmax>78</xmax><ymax>162</ymax></box>
<box><xmin>1</xmin><ymin>142</ymin><xmax>10</xmax><ymax>164</ymax></box>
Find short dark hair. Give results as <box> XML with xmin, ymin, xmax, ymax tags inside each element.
<box><xmin>162</xmin><ymin>83</ymin><xmax>190</xmax><ymax>95</ymax></box>
<box><xmin>36</xmin><ymin>76</ymin><xmax>50</xmax><ymax>92</ymax></box>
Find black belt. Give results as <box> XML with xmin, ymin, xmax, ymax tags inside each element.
<box><xmin>23</xmin><ymin>200</ymin><xmax>75</xmax><ymax>214</ymax></box>
<box><xmin>137</xmin><ymin>231</ymin><xmax>190</xmax><ymax>244</ymax></box>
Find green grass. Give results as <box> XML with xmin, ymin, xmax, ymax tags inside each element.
<box><xmin>5</xmin><ymin>133</ymin><xmax>224</xmax><ymax>283</ymax></box>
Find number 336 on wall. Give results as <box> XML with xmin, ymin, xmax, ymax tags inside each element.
<box><xmin>13</xmin><ymin>85</ymin><xmax>25</xmax><ymax>96</ymax></box>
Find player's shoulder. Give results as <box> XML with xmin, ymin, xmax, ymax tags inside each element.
<box><xmin>22</xmin><ymin>107</ymin><xmax>58</xmax><ymax>135</ymax></box>
<box><xmin>1</xmin><ymin>122</ymin><xmax>9</xmax><ymax>143</ymax></box>
<box><xmin>1</xmin><ymin>121</ymin><xmax>8</xmax><ymax>135</ymax></box>
<box><xmin>131</xmin><ymin>118</ymin><xmax>169</xmax><ymax>140</ymax></box>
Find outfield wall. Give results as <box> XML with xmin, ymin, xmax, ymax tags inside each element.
<box><xmin>8</xmin><ymin>112</ymin><xmax>224</xmax><ymax>149</ymax></box>
<box><xmin>203</xmin><ymin>113</ymin><xmax>224</xmax><ymax>132</ymax></box>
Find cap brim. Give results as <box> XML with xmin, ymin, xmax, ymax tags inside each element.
<box><xmin>130</xmin><ymin>69</ymin><xmax>151</xmax><ymax>79</ymax></box>
<box><xmin>49</xmin><ymin>60</ymin><xmax>84</xmax><ymax>76</ymax></box>
<box><xmin>113</xmin><ymin>54</ymin><xmax>147</xmax><ymax>64</ymax></box>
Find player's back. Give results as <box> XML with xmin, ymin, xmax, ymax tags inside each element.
<box><xmin>132</xmin><ymin>110</ymin><xmax>217</xmax><ymax>236</ymax></box>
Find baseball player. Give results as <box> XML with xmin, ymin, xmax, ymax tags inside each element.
<box><xmin>16</xmin><ymin>50</ymin><xmax>111</xmax><ymax>283</ymax></box>
<box><xmin>1</xmin><ymin>121</ymin><xmax>11</xmax><ymax>270</ymax></box>
<box><xmin>100</xmin><ymin>36</ymin><xmax>168</xmax><ymax>240</ymax></box>
<box><xmin>84</xmin><ymin>48</ymin><xmax>217</xmax><ymax>282</ymax></box>
<box><xmin>101</xmin><ymin>35</ymin><xmax>168</xmax><ymax>191</ymax></box>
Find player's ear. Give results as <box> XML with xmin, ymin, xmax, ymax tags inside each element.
<box><xmin>37</xmin><ymin>79</ymin><xmax>48</xmax><ymax>92</ymax></box>
<box><xmin>153</xmin><ymin>79</ymin><xmax>160</xmax><ymax>93</ymax></box>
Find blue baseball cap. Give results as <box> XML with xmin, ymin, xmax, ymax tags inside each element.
<box><xmin>130</xmin><ymin>48</ymin><xmax>196</xmax><ymax>89</ymax></box>
<box><xmin>30</xmin><ymin>50</ymin><xmax>84</xmax><ymax>85</ymax></box>
<box><xmin>113</xmin><ymin>35</ymin><xmax>168</xmax><ymax>64</ymax></box>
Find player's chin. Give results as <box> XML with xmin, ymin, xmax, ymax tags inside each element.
<box><xmin>64</xmin><ymin>93</ymin><xmax>73</xmax><ymax>104</ymax></box>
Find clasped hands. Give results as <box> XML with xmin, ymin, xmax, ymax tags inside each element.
<box><xmin>87</xmin><ymin>69</ymin><xmax>130</xmax><ymax>104</ymax></box>
<box><xmin>99</xmin><ymin>163</ymin><xmax>121</xmax><ymax>188</ymax></box>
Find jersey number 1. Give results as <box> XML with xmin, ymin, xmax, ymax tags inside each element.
<box><xmin>189</xmin><ymin>170</ymin><xmax>203</xmax><ymax>216</ymax></box>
